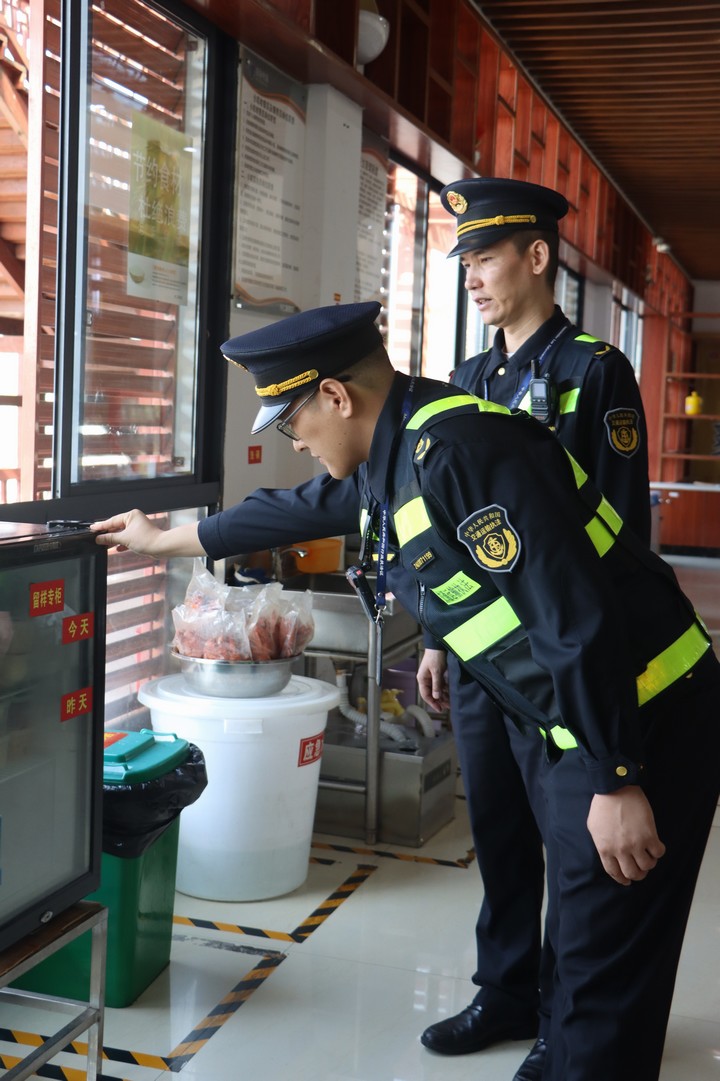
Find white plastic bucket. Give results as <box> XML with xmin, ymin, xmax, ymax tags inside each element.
<box><xmin>138</xmin><ymin>674</ymin><xmax>339</xmax><ymax>901</ymax></box>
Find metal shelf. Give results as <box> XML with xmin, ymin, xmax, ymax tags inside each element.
<box><xmin>304</xmin><ymin>629</ymin><xmax>424</xmax><ymax>845</ymax></box>
<box><xmin>0</xmin><ymin>902</ymin><xmax>107</xmax><ymax>1081</ymax></box>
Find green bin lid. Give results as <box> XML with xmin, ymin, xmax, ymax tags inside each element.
<box><xmin>103</xmin><ymin>728</ymin><xmax>190</xmax><ymax>784</ymax></box>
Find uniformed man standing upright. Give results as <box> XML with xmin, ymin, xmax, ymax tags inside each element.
<box><xmin>415</xmin><ymin>178</ymin><xmax>652</xmax><ymax>1080</ymax></box>
<box><xmin>93</xmin><ymin>300</ymin><xmax>720</xmax><ymax>1081</ymax></box>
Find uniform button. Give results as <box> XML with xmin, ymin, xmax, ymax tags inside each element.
<box><xmin>497</xmin><ymin>366</ymin><xmax>506</xmax><ymax>375</ymax></box>
<box><xmin>615</xmin><ymin>765</ymin><xmax>628</xmax><ymax>777</ymax></box>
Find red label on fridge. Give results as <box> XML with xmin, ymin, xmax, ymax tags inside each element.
<box><xmin>62</xmin><ymin>612</ymin><xmax>95</xmax><ymax>643</ymax></box>
<box><xmin>297</xmin><ymin>731</ymin><xmax>325</xmax><ymax>767</ymax></box>
<box><xmin>61</xmin><ymin>686</ymin><xmax>93</xmax><ymax>722</ymax></box>
<box><xmin>29</xmin><ymin>579</ymin><xmax>65</xmax><ymax>616</ymax></box>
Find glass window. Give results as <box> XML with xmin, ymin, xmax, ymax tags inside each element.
<box><xmin>421</xmin><ymin>191</ymin><xmax>461</xmax><ymax>381</ymax></box>
<box><xmin>384</xmin><ymin>163</ymin><xmax>426</xmax><ymax>375</ymax></box>
<box><xmin>384</xmin><ymin>161</ymin><xmax>464</xmax><ymax>377</ymax></box>
<box><xmin>612</xmin><ymin>285</ymin><xmax>643</xmax><ymax>377</ymax></box>
<box><xmin>73</xmin><ymin>2</ymin><xmax>208</xmax><ymax>484</ymax></box>
<box><xmin>105</xmin><ymin>507</ymin><xmax>202</xmax><ymax>730</ymax></box>
<box><xmin>464</xmin><ymin>294</ymin><xmax>492</xmax><ymax>359</ymax></box>
<box><xmin>0</xmin><ymin>1</ymin><xmax>234</xmax><ymax>730</ymax></box>
<box><xmin>556</xmin><ymin>265</ymin><xmax>583</xmax><ymax>325</ymax></box>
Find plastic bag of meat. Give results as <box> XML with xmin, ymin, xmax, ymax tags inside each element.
<box><xmin>277</xmin><ymin>590</ymin><xmax>314</xmax><ymax>657</ymax></box>
<box><xmin>181</xmin><ymin>559</ymin><xmax>229</xmax><ymax>612</ymax></box>
<box><xmin>171</xmin><ymin>560</ymin><xmax>314</xmax><ymax>661</ymax></box>
<box><xmin>246</xmin><ymin>582</ymin><xmax>283</xmax><ymax>661</ymax></box>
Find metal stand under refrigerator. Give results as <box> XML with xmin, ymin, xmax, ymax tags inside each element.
<box><xmin>0</xmin><ymin>523</ymin><xmax>106</xmax><ymax>953</ymax></box>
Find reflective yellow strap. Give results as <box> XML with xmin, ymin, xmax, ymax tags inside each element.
<box><xmin>585</xmin><ymin>517</ymin><xmax>615</xmax><ymax>557</ymax></box>
<box><xmin>406</xmin><ymin>395</ymin><xmax>509</xmax><ymax>431</ymax></box>
<box><xmin>596</xmin><ymin>496</ymin><xmax>623</xmax><ymax>536</ymax></box>
<box><xmin>575</xmin><ymin>333</ymin><xmax>600</xmax><ymax>343</ymax></box>
<box><xmin>636</xmin><ymin>622</ymin><xmax>710</xmax><ymax>706</ymax></box>
<box><xmin>540</xmin><ymin>725</ymin><xmax>578</xmax><ymax>749</ymax></box>
<box><xmin>359</xmin><ymin>507</ymin><xmax>369</xmax><ymax>535</ymax></box>
<box><xmin>394</xmin><ymin>496</ymin><xmax>432</xmax><ymax>544</ymax></box>
<box><xmin>585</xmin><ymin>495</ymin><xmax>623</xmax><ymax>556</ymax></box>
<box><xmin>568</xmin><ymin>453</ymin><xmax>588</xmax><ymax>489</ymax></box>
<box><xmin>517</xmin><ymin>387</ymin><xmax>579</xmax><ymax>415</ymax></box>
<box><xmin>443</xmin><ymin>595</ymin><xmax>521</xmax><ymax>660</ymax></box>
<box><xmin>565</xmin><ymin>454</ymin><xmax>622</xmax><ymax>556</ymax></box>
<box><xmin>539</xmin><ymin>625</ymin><xmax>709</xmax><ymax>750</ymax></box>
<box><xmin>559</xmin><ymin>387</ymin><xmax>580</xmax><ymax>415</ymax></box>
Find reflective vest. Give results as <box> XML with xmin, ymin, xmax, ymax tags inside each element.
<box><xmin>360</xmin><ymin>389</ymin><xmax>710</xmax><ymax>750</ymax></box>
<box><xmin>463</xmin><ymin>328</ymin><xmax>612</xmax><ymax>429</ymax></box>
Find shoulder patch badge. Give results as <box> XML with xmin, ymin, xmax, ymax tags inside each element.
<box><xmin>413</xmin><ymin>433</ymin><xmax>435</xmax><ymax>464</ymax></box>
<box><xmin>457</xmin><ymin>504</ymin><xmax>521</xmax><ymax>573</ymax></box>
<box><xmin>604</xmin><ymin>407</ymin><xmax>640</xmax><ymax>457</ymax></box>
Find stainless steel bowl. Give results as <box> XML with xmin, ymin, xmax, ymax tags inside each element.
<box><xmin>170</xmin><ymin>650</ymin><xmax>299</xmax><ymax>698</ymax></box>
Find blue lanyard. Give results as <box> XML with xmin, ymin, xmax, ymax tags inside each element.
<box><xmin>373</xmin><ymin>378</ymin><xmax>416</xmax><ymax>614</ymax></box>
<box><xmin>483</xmin><ymin>325</ymin><xmax>569</xmax><ymax>404</ymax></box>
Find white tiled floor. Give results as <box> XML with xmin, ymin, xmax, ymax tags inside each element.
<box><xmin>2</xmin><ymin>801</ymin><xmax>720</xmax><ymax>1080</ymax></box>
<box><xmin>2</xmin><ymin>555</ymin><xmax>719</xmax><ymax>1080</ymax></box>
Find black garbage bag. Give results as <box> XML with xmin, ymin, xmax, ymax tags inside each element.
<box><xmin>102</xmin><ymin>742</ymin><xmax>208</xmax><ymax>858</ymax></box>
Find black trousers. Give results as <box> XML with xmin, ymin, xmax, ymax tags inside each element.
<box><xmin>540</xmin><ymin>675</ymin><xmax>720</xmax><ymax>1081</ymax></box>
<box><xmin>447</xmin><ymin>654</ymin><xmax>552</xmax><ymax>1020</ymax></box>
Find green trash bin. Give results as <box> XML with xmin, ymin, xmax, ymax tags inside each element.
<box><xmin>12</xmin><ymin>729</ymin><xmax>207</xmax><ymax>1007</ymax></box>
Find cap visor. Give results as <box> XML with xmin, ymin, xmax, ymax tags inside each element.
<box><xmin>251</xmin><ymin>400</ymin><xmax>288</xmax><ymax>434</ymax></box>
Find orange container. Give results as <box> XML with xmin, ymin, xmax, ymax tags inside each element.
<box><xmin>292</xmin><ymin>538</ymin><xmax>342</xmax><ymax>574</ymax></box>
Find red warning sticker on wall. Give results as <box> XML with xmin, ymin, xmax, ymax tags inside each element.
<box><xmin>298</xmin><ymin>731</ymin><xmax>325</xmax><ymax>767</ymax></box>
<box><xmin>30</xmin><ymin>579</ymin><xmax>65</xmax><ymax>616</ymax></box>
<box><xmin>61</xmin><ymin>686</ymin><xmax>93</xmax><ymax>722</ymax></box>
<box><xmin>62</xmin><ymin>612</ymin><xmax>94</xmax><ymax>644</ymax></box>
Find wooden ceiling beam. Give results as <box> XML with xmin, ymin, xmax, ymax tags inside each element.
<box><xmin>478</xmin><ymin>0</ymin><xmax>717</xmax><ymax>11</ymax></box>
<box><xmin>502</xmin><ymin>34</ymin><xmax>720</xmax><ymax>48</ymax></box>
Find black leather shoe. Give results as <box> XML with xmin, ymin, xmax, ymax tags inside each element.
<box><xmin>512</xmin><ymin>1037</ymin><xmax>548</xmax><ymax>1081</ymax></box>
<box><xmin>420</xmin><ymin>990</ymin><xmax>538</xmax><ymax>1056</ymax></box>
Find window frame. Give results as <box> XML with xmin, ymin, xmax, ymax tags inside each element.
<box><xmin>0</xmin><ymin>0</ymin><xmax>237</xmax><ymax>527</ymax></box>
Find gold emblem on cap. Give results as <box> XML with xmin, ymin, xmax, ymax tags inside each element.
<box><xmin>256</xmin><ymin>369</ymin><xmax>319</xmax><ymax>397</ymax></box>
<box><xmin>446</xmin><ymin>190</ymin><xmax>469</xmax><ymax>215</ymax></box>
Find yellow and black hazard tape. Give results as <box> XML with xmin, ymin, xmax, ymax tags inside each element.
<box><xmin>166</xmin><ymin>952</ymin><xmax>285</xmax><ymax>1069</ymax></box>
<box><xmin>0</xmin><ymin>863</ymin><xmax>381</xmax><ymax>1075</ymax></box>
<box><xmin>172</xmin><ymin>863</ymin><xmax>380</xmax><ymax>941</ymax></box>
<box><xmin>0</xmin><ymin>1057</ymin><xmax>94</xmax><ymax>1080</ymax></box>
<box><xmin>0</xmin><ymin>1025</ymin><xmax>173</xmax><ymax>1075</ymax></box>
<box><xmin>290</xmin><ymin>863</ymin><xmax>378</xmax><ymax>941</ymax></box>
<box><xmin>173</xmin><ymin>914</ymin><xmax>296</xmax><ymax>942</ymax></box>
<box><xmin>312</xmin><ymin>840</ymin><xmax>476</xmax><ymax>869</ymax></box>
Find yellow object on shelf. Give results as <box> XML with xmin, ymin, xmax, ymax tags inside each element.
<box><xmin>292</xmin><ymin>537</ymin><xmax>343</xmax><ymax>574</ymax></box>
<box><xmin>685</xmin><ymin>390</ymin><xmax>703</xmax><ymax>415</ymax></box>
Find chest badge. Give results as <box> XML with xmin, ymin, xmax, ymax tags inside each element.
<box><xmin>457</xmin><ymin>504</ymin><xmax>521</xmax><ymax>573</ymax></box>
<box><xmin>604</xmin><ymin>407</ymin><xmax>640</xmax><ymax>457</ymax></box>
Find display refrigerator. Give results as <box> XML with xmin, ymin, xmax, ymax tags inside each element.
<box><xmin>0</xmin><ymin>522</ymin><xmax>106</xmax><ymax>952</ymax></box>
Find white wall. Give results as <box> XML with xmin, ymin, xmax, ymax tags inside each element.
<box><xmin>221</xmin><ymin>85</ymin><xmax>363</xmax><ymax>513</ymax></box>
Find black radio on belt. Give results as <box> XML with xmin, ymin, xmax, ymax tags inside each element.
<box><xmin>529</xmin><ymin>358</ymin><xmax>558</xmax><ymax>426</ymax></box>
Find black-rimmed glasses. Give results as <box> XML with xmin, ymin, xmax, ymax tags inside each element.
<box><xmin>276</xmin><ymin>388</ymin><xmax>319</xmax><ymax>440</ymax></box>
